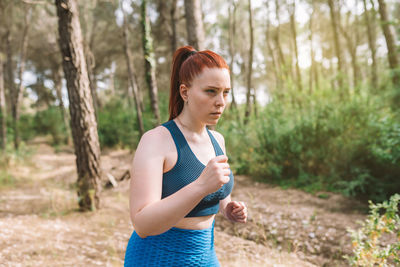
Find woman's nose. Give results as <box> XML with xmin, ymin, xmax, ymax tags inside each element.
<box><xmin>215</xmin><ymin>93</ymin><xmax>225</xmax><ymax>107</ymax></box>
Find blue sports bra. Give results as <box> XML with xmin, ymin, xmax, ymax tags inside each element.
<box><xmin>161</xmin><ymin>120</ymin><xmax>234</xmax><ymax>217</ymax></box>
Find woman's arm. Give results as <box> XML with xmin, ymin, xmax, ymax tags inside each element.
<box><xmin>212</xmin><ymin>130</ymin><xmax>248</xmax><ymax>223</ymax></box>
<box><xmin>129</xmin><ymin>127</ymin><xmax>231</xmax><ymax>238</ymax></box>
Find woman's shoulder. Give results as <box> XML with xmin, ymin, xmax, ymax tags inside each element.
<box><xmin>135</xmin><ymin>125</ymin><xmax>174</xmax><ymax>154</ymax></box>
<box><xmin>139</xmin><ymin>125</ymin><xmax>171</xmax><ymax>146</ymax></box>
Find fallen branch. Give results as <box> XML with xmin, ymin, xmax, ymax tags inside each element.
<box><xmin>104</xmin><ymin>170</ymin><xmax>130</xmax><ymax>189</ymax></box>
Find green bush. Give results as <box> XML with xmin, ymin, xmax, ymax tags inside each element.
<box><xmin>97</xmin><ymin>98</ymin><xmax>139</xmax><ymax>148</ymax></box>
<box><xmin>33</xmin><ymin>107</ymin><xmax>67</xmax><ymax>145</ymax></box>
<box><xmin>220</xmin><ymin>86</ymin><xmax>399</xmax><ymax>202</ymax></box>
<box><xmin>346</xmin><ymin>194</ymin><xmax>400</xmax><ymax>266</ymax></box>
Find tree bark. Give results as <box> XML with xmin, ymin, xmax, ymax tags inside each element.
<box><xmin>377</xmin><ymin>0</ymin><xmax>399</xmax><ymax>85</ymax></box>
<box><xmin>5</xmin><ymin>30</ymin><xmax>15</xmax><ymax>117</ymax></box>
<box><xmin>184</xmin><ymin>0</ymin><xmax>205</xmax><ymax>50</ymax></box>
<box><xmin>244</xmin><ymin>0</ymin><xmax>254</xmax><ymax>125</ymax></box>
<box><xmin>12</xmin><ymin>6</ymin><xmax>32</xmax><ymax>150</ymax></box>
<box><xmin>122</xmin><ymin>5</ymin><xmax>144</xmax><ymax>137</ymax></box>
<box><xmin>228</xmin><ymin>0</ymin><xmax>238</xmax><ymax>111</ymax></box>
<box><xmin>289</xmin><ymin>0</ymin><xmax>303</xmax><ymax>92</ymax></box>
<box><xmin>328</xmin><ymin>0</ymin><xmax>344</xmax><ymax>92</ymax></box>
<box><xmin>141</xmin><ymin>0</ymin><xmax>161</xmax><ymax>125</ymax></box>
<box><xmin>0</xmin><ymin>53</ymin><xmax>6</xmax><ymax>151</ymax></box>
<box><xmin>170</xmin><ymin>0</ymin><xmax>178</xmax><ymax>55</ymax></box>
<box><xmin>309</xmin><ymin>1</ymin><xmax>319</xmax><ymax>93</ymax></box>
<box><xmin>339</xmin><ymin>15</ymin><xmax>360</xmax><ymax>91</ymax></box>
<box><xmin>363</xmin><ymin>0</ymin><xmax>378</xmax><ymax>89</ymax></box>
<box><xmin>55</xmin><ymin>0</ymin><xmax>102</xmax><ymax>211</ymax></box>
<box><xmin>274</xmin><ymin>0</ymin><xmax>289</xmax><ymax>82</ymax></box>
<box><xmin>265</xmin><ymin>0</ymin><xmax>281</xmax><ymax>96</ymax></box>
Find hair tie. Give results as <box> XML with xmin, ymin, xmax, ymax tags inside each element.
<box><xmin>189</xmin><ymin>50</ymin><xmax>197</xmax><ymax>56</ymax></box>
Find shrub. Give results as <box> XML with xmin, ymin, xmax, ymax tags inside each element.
<box><xmin>33</xmin><ymin>107</ymin><xmax>67</xmax><ymax>145</ymax></box>
<box><xmin>346</xmin><ymin>194</ymin><xmax>400</xmax><ymax>266</ymax></box>
<box><xmin>97</xmin><ymin>98</ymin><xmax>139</xmax><ymax>148</ymax></box>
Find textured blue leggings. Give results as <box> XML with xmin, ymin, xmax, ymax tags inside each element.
<box><xmin>124</xmin><ymin>222</ymin><xmax>220</xmax><ymax>267</ymax></box>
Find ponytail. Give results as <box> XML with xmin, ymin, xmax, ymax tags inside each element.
<box><xmin>168</xmin><ymin>46</ymin><xmax>229</xmax><ymax>120</ymax></box>
<box><xmin>169</xmin><ymin>46</ymin><xmax>197</xmax><ymax>120</ymax></box>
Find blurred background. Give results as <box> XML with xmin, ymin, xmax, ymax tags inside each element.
<box><xmin>0</xmin><ymin>0</ymin><xmax>399</xmax><ymax>266</ymax></box>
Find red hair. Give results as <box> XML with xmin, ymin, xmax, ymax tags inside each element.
<box><xmin>168</xmin><ymin>46</ymin><xmax>229</xmax><ymax>120</ymax></box>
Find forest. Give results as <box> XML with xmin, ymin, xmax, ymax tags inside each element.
<box><xmin>0</xmin><ymin>0</ymin><xmax>399</xmax><ymax>266</ymax></box>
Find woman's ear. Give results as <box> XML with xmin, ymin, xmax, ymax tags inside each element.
<box><xmin>179</xmin><ymin>84</ymin><xmax>189</xmax><ymax>102</ymax></box>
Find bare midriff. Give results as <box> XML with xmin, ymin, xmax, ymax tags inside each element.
<box><xmin>173</xmin><ymin>214</ymin><xmax>216</xmax><ymax>230</ymax></box>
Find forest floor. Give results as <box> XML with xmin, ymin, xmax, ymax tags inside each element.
<box><xmin>0</xmin><ymin>138</ymin><xmax>369</xmax><ymax>267</ymax></box>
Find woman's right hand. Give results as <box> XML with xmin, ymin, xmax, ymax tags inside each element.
<box><xmin>195</xmin><ymin>155</ymin><xmax>231</xmax><ymax>195</ymax></box>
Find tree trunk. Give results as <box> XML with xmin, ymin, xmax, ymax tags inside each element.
<box><xmin>122</xmin><ymin>5</ymin><xmax>144</xmax><ymax>137</ymax></box>
<box><xmin>82</xmin><ymin>1</ymin><xmax>100</xmax><ymax>117</ymax></box>
<box><xmin>228</xmin><ymin>0</ymin><xmax>238</xmax><ymax>111</ymax></box>
<box><xmin>5</xmin><ymin>30</ymin><xmax>15</xmax><ymax>117</ymax></box>
<box><xmin>12</xmin><ymin>6</ymin><xmax>31</xmax><ymax>150</ymax></box>
<box><xmin>244</xmin><ymin>0</ymin><xmax>254</xmax><ymax>125</ymax></box>
<box><xmin>265</xmin><ymin>0</ymin><xmax>281</xmax><ymax>96</ymax></box>
<box><xmin>339</xmin><ymin>16</ymin><xmax>360</xmax><ymax>91</ymax></box>
<box><xmin>363</xmin><ymin>0</ymin><xmax>378</xmax><ymax>89</ymax></box>
<box><xmin>170</xmin><ymin>0</ymin><xmax>178</xmax><ymax>55</ymax></box>
<box><xmin>377</xmin><ymin>0</ymin><xmax>399</xmax><ymax>85</ymax></box>
<box><xmin>289</xmin><ymin>0</ymin><xmax>303</xmax><ymax>92</ymax></box>
<box><xmin>141</xmin><ymin>0</ymin><xmax>161</xmax><ymax>125</ymax></box>
<box><xmin>53</xmin><ymin>64</ymin><xmax>72</xmax><ymax>145</ymax></box>
<box><xmin>55</xmin><ymin>0</ymin><xmax>102</xmax><ymax>211</ymax></box>
<box><xmin>328</xmin><ymin>0</ymin><xmax>344</xmax><ymax>93</ymax></box>
<box><xmin>184</xmin><ymin>0</ymin><xmax>205</xmax><ymax>50</ymax></box>
<box><xmin>274</xmin><ymin>0</ymin><xmax>289</xmax><ymax>83</ymax></box>
<box><xmin>0</xmin><ymin>53</ymin><xmax>6</xmax><ymax>151</ymax></box>
<box><xmin>309</xmin><ymin>1</ymin><xmax>317</xmax><ymax>93</ymax></box>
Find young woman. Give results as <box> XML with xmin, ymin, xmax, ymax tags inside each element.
<box><xmin>124</xmin><ymin>46</ymin><xmax>247</xmax><ymax>266</ymax></box>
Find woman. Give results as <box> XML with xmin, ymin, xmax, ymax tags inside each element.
<box><xmin>124</xmin><ymin>46</ymin><xmax>247</xmax><ymax>266</ymax></box>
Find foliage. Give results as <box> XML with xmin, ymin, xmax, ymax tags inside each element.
<box><xmin>33</xmin><ymin>107</ymin><xmax>68</xmax><ymax>145</ymax></box>
<box><xmin>345</xmin><ymin>194</ymin><xmax>400</xmax><ymax>266</ymax></box>
<box><xmin>219</xmin><ymin>85</ymin><xmax>400</xmax><ymax>202</ymax></box>
<box><xmin>97</xmin><ymin>98</ymin><xmax>139</xmax><ymax>149</ymax></box>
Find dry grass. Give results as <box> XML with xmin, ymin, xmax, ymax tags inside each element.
<box><xmin>0</xmin><ymin>141</ymin><xmax>366</xmax><ymax>266</ymax></box>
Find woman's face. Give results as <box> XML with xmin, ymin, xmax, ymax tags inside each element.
<box><xmin>180</xmin><ymin>67</ymin><xmax>231</xmax><ymax>125</ymax></box>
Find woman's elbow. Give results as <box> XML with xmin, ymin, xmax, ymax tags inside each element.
<box><xmin>130</xmin><ymin>212</ymin><xmax>150</xmax><ymax>238</ymax></box>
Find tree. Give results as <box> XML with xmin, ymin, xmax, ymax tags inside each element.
<box><xmin>339</xmin><ymin>2</ymin><xmax>361</xmax><ymax>91</ymax></box>
<box><xmin>308</xmin><ymin>0</ymin><xmax>319</xmax><ymax>93</ymax></box>
<box><xmin>274</xmin><ymin>0</ymin><xmax>290</xmax><ymax>83</ymax></box>
<box><xmin>289</xmin><ymin>0</ymin><xmax>303</xmax><ymax>92</ymax></box>
<box><xmin>81</xmin><ymin>0</ymin><xmax>100</xmax><ymax>116</ymax></box>
<box><xmin>52</xmin><ymin>64</ymin><xmax>72</xmax><ymax>145</ymax></box>
<box><xmin>328</xmin><ymin>0</ymin><xmax>344</xmax><ymax>93</ymax></box>
<box><xmin>244</xmin><ymin>0</ymin><xmax>254</xmax><ymax>125</ymax></box>
<box><xmin>228</xmin><ymin>0</ymin><xmax>238</xmax><ymax>112</ymax></box>
<box><xmin>265</xmin><ymin>0</ymin><xmax>281</xmax><ymax>96</ymax></box>
<box><xmin>55</xmin><ymin>0</ymin><xmax>102</xmax><ymax>211</ymax></box>
<box><xmin>0</xmin><ymin>53</ymin><xmax>6</xmax><ymax>151</ymax></box>
<box><xmin>9</xmin><ymin>4</ymin><xmax>32</xmax><ymax>150</ymax></box>
<box><xmin>141</xmin><ymin>0</ymin><xmax>161</xmax><ymax>125</ymax></box>
<box><xmin>184</xmin><ymin>0</ymin><xmax>205</xmax><ymax>50</ymax></box>
<box><xmin>377</xmin><ymin>0</ymin><xmax>399</xmax><ymax>86</ymax></box>
<box><xmin>122</xmin><ymin>2</ymin><xmax>144</xmax><ymax>136</ymax></box>
<box><xmin>363</xmin><ymin>0</ymin><xmax>378</xmax><ymax>89</ymax></box>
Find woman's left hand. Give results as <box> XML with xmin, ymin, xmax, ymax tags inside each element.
<box><xmin>225</xmin><ymin>201</ymin><xmax>247</xmax><ymax>223</ymax></box>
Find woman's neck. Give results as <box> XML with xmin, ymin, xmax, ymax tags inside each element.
<box><xmin>175</xmin><ymin>111</ymin><xmax>206</xmax><ymax>135</ymax></box>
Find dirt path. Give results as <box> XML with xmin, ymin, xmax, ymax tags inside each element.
<box><xmin>0</xmin><ymin>142</ymin><xmax>366</xmax><ymax>266</ymax></box>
